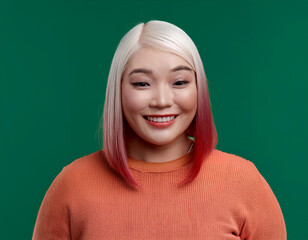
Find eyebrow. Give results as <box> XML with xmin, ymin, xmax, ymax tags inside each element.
<box><xmin>128</xmin><ymin>65</ymin><xmax>194</xmax><ymax>76</ymax></box>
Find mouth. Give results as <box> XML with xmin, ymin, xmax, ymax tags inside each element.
<box><xmin>143</xmin><ymin>115</ymin><xmax>178</xmax><ymax>123</ymax></box>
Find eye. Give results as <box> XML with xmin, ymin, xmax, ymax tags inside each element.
<box><xmin>131</xmin><ymin>82</ymin><xmax>150</xmax><ymax>87</ymax></box>
<box><xmin>173</xmin><ymin>80</ymin><xmax>189</xmax><ymax>86</ymax></box>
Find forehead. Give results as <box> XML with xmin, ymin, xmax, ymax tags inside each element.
<box><xmin>125</xmin><ymin>47</ymin><xmax>192</xmax><ymax>73</ymax></box>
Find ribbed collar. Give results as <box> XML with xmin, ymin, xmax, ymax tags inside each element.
<box><xmin>127</xmin><ymin>151</ymin><xmax>193</xmax><ymax>173</ymax></box>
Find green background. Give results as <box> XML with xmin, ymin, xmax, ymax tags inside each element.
<box><xmin>1</xmin><ymin>0</ymin><xmax>307</xmax><ymax>239</ymax></box>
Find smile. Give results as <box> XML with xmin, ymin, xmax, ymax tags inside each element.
<box><xmin>144</xmin><ymin>115</ymin><xmax>177</xmax><ymax>123</ymax></box>
<box><xmin>143</xmin><ymin>115</ymin><xmax>178</xmax><ymax>128</ymax></box>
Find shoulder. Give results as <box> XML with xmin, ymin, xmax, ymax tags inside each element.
<box><xmin>206</xmin><ymin>148</ymin><xmax>257</xmax><ymax>172</ymax></box>
<box><xmin>54</xmin><ymin>150</ymin><xmax>116</xmax><ymax>187</ymax></box>
<box><xmin>200</xmin><ymin>149</ymin><xmax>264</xmax><ymax>186</ymax></box>
<box><xmin>199</xmin><ymin>149</ymin><xmax>279</xmax><ymax>204</ymax></box>
<box><xmin>64</xmin><ymin>150</ymin><xmax>106</xmax><ymax>172</ymax></box>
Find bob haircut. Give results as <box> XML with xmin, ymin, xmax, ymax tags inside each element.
<box><xmin>102</xmin><ymin>20</ymin><xmax>217</xmax><ymax>189</ymax></box>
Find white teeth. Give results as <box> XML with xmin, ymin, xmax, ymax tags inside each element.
<box><xmin>145</xmin><ymin>116</ymin><xmax>176</xmax><ymax>122</ymax></box>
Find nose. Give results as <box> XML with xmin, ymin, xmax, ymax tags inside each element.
<box><xmin>149</xmin><ymin>85</ymin><xmax>173</xmax><ymax>108</ymax></box>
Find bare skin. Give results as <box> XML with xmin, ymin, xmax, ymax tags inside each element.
<box><xmin>121</xmin><ymin>47</ymin><xmax>197</xmax><ymax>163</ymax></box>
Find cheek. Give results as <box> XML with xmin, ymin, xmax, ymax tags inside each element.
<box><xmin>174</xmin><ymin>88</ymin><xmax>197</xmax><ymax>113</ymax></box>
<box><xmin>121</xmin><ymin>87</ymin><xmax>149</xmax><ymax>116</ymax></box>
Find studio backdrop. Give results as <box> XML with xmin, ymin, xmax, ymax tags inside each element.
<box><xmin>1</xmin><ymin>0</ymin><xmax>307</xmax><ymax>239</ymax></box>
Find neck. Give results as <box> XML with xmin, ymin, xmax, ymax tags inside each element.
<box><xmin>126</xmin><ymin>133</ymin><xmax>192</xmax><ymax>163</ymax></box>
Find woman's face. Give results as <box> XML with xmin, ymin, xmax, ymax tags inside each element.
<box><xmin>121</xmin><ymin>47</ymin><xmax>197</xmax><ymax>146</ymax></box>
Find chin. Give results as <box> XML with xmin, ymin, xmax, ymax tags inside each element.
<box><xmin>140</xmin><ymin>134</ymin><xmax>183</xmax><ymax>147</ymax></box>
<box><xmin>146</xmin><ymin>139</ymin><xmax>173</xmax><ymax>146</ymax></box>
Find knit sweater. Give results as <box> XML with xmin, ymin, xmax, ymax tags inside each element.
<box><xmin>32</xmin><ymin>149</ymin><xmax>287</xmax><ymax>239</ymax></box>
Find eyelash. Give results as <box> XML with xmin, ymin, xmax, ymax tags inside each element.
<box><xmin>173</xmin><ymin>80</ymin><xmax>189</xmax><ymax>86</ymax></box>
<box><xmin>131</xmin><ymin>80</ymin><xmax>189</xmax><ymax>88</ymax></box>
<box><xmin>131</xmin><ymin>82</ymin><xmax>150</xmax><ymax>87</ymax></box>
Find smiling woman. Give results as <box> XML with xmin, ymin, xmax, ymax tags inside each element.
<box><xmin>32</xmin><ymin>20</ymin><xmax>287</xmax><ymax>239</ymax></box>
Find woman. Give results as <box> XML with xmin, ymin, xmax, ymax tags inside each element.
<box><xmin>33</xmin><ymin>20</ymin><xmax>287</xmax><ymax>239</ymax></box>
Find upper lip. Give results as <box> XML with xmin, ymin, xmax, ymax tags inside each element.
<box><xmin>143</xmin><ymin>114</ymin><xmax>178</xmax><ymax>117</ymax></box>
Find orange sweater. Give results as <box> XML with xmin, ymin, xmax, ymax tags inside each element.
<box><xmin>33</xmin><ymin>149</ymin><xmax>286</xmax><ymax>239</ymax></box>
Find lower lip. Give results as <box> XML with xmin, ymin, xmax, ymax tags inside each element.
<box><xmin>145</xmin><ymin>117</ymin><xmax>176</xmax><ymax>128</ymax></box>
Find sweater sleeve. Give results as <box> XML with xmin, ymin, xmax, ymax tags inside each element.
<box><xmin>32</xmin><ymin>167</ymin><xmax>71</xmax><ymax>240</ymax></box>
<box><xmin>239</xmin><ymin>161</ymin><xmax>287</xmax><ymax>240</ymax></box>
